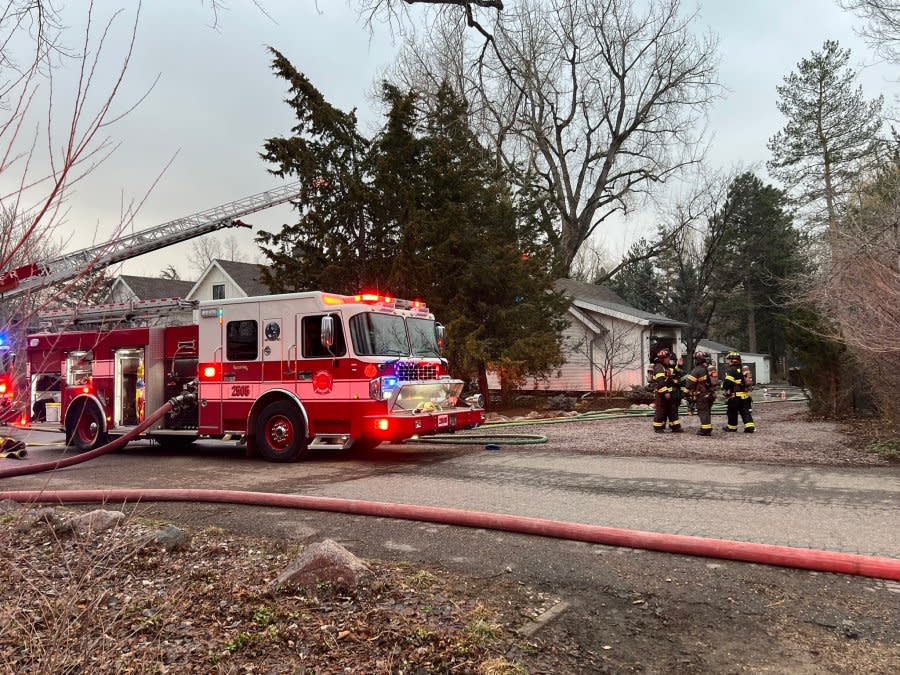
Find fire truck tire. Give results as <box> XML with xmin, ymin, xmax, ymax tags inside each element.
<box><xmin>65</xmin><ymin>400</ymin><xmax>108</xmax><ymax>452</ymax></box>
<box><xmin>255</xmin><ymin>401</ymin><xmax>309</xmax><ymax>462</ymax></box>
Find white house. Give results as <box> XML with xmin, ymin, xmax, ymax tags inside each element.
<box><xmin>186</xmin><ymin>259</ymin><xmax>271</xmax><ymax>301</ymax></box>
<box><xmin>489</xmin><ymin>279</ymin><xmax>687</xmax><ymax>393</ymax></box>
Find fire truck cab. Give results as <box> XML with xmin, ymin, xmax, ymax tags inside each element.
<box><xmin>24</xmin><ymin>291</ymin><xmax>484</xmax><ymax>462</ymax></box>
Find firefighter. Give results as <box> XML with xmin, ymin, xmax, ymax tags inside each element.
<box><xmin>674</xmin><ymin>355</ymin><xmax>692</xmax><ymax>415</ymax></box>
<box><xmin>650</xmin><ymin>348</ymin><xmax>682</xmax><ymax>433</ymax></box>
<box><xmin>722</xmin><ymin>351</ymin><xmax>755</xmax><ymax>433</ymax></box>
<box><xmin>685</xmin><ymin>351</ymin><xmax>716</xmax><ymax>436</ymax></box>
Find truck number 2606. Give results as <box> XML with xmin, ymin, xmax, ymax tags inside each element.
<box><xmin>230</xmin><ymin>385</ymin><xmax>251</xmax><ymax>397</ymax></box>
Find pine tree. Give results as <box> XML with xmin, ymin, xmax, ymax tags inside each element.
<box><xmin>256</xmin><ymin>48</ymin><xmax>379</xmax><ymax>293</ymax></box>
<box><xmin>767</xmin><ymin>40</ymin><xmax>884</xmax><ymax>234</ymax></box>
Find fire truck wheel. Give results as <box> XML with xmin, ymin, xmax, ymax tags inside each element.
<box><xmin>256</xmin><ymin>401</ymin><xmax>309</xmax><ymax>462</ymax></box>
<box><xmin>65</xmin><ymin>400</ymin><xmax>108</xmax><ymax>452</ymax></box>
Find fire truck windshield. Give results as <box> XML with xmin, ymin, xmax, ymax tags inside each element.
<box><xmin>349</xmin><ymin>312</ymin><xmax>439</xmax><ymax>357</ymax></box>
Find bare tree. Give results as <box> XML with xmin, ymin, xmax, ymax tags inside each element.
<box><xmin>188</xmin><ymin>233</ymin><xmax>253</xmax><ymax>277</ymax></box>
<box><xmin>840</xmin><ymin>0</ymin><xmax>900</xmax><ymax>63</ymax></box>
<box><xmin>1</xmin><ymin>2</ymin><xmax>144</xmax><ymax>408</ymax></box>
<box><xmin>393</xmin><ymin>0</ymin><xmax>720</xmax><ymax>274</ymax></box>
<box><xmin>590</xmin><ymin>321</ymin><xmax>639</xmax><ymax>397</ymax></box>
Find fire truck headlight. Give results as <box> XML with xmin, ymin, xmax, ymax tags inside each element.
<box><xmin>369</xmin><ymin>376</ymin><xmax>399</xmax><ymax>401</ymax></box>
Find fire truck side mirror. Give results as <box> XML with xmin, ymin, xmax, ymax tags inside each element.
<box><xmin>435</xmin><ymin>323</ymin><xmax>445</xmax><ymax>353</ymax></box>
<box><xmin>321</xmin><ymin>315</ymin><xmax>335</xmax><ymax>349</ymax></box>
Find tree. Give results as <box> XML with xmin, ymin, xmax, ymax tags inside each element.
<box><xmin>587</xmin><ymin>321</ymin><xmax>639</xmax><ymax>398</ymax></box>
<box><xmin>767</xmin><ymin>40</ymin><xmax>884</xmax><ymax>235</ymax></box>
<box><xmin>256</xmin><ymin>48</ymin><xmax>379</xmax><ymax>293</ymax></box>
<box><xmin>608</xmin><ymin>239</ymin><xmax>663</xmax><ymax>314</ymax></box>
<box><xmin>393</xmin><ymin>0</ymin><xmax>720</xmax><ymax>274</ymax></box>
<box><xmin>709</xmin><ymin>173</ymin><xmax>803</xmax><ymax>367</ymax></box>
<box><xmin>841</xmin><ymin>0</ymin><xmax>900</xmax><ymax>63</ymax></box>
<box><xmin>160</xmin><ymin>264</ymin><xmax>180</xmax><ymax>280</ymax></box>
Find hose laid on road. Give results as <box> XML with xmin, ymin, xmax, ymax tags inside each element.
<box><xmin>2</xmin><ymin>488</ymin><xmax>899</xmax><ymax>582</ymax></box>
<box><xmin>4</xmin><ymin>391</ymin><xmax>897</xmax><ymax>582</ymax></box>
<box><xmin>416</xmin><ymin>433</ymin><xmax>548</xmax><ymax>445</ymax></box>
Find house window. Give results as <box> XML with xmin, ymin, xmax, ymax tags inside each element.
<box><xmin>212</xmin><ymin>283</ymin><xmax>225</xmax><ymax>300</ymax></box>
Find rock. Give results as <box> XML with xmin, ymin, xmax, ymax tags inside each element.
<box><xmin>67</xmin><ymin>509</ymin><xmax>126</xmax><ymax>535</ymax></box>
<box><xmin>0</xmin><ymin>498</ymin><xmax>22</xmax><ymax>515</ymax></box>
<box><xmin>15</xmin><ymin>507</ymin><xmax>64</xmax><ymax>532</ymax></box>
<box><xmin>155</xmin><ymin>525</ymin><xmax>192</xmax><ymax>552</ymax></box>
<box><xmin>272</xmin><ymin>539</ymin><xmax>371</xmax><ymax>590</ymax></box>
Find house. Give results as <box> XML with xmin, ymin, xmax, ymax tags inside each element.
<box><xmin>106</xmin><ymin>275</ymin><xmax>196</xmax><ymax>304</ymax></box>
<box><xmin>697</xmin><ymin>339</ymin><xmax>772</xmax><ymax>385</ymax></box>
<box><xmin>103</xmin><ymin>274</ymin><xmax>197</xmax><ymax>326</ymax></box>
<box><xmin>489</xmin><ymin>279</ymin><xmax>687</xmax><ymax>393</ymax></box>
<box><xmin>186</xmin><ymin>259</ymin><xmax>271</xmax><ymax>301</ymax></box>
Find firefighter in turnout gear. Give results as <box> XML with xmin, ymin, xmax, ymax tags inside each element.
<box><xmin>722</xmin><ymin>351</ymin><xmax>755</xmax><ymax>433</ymax></box>
<box><xmin>650</xmin><ymin>349</ymin><xmax>683</xmax><ymax>433</ymax></box>
<box><xmin>686</xmin><ymin>351</ymin><xmax>717</xmax><ymax>436</ymax></box>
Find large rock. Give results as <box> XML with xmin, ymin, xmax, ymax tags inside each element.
<box><xmin>15</xmin><ymin>507</ymin><xmax>64</xmax><ymax>532</ymax></box>
<box><xmin>272</xmin><ymin>539</ymin><xmax>371</xmax><ymax>590</ymax></box>
<box><xmin>67</xmin><ymin>509</ymin><xmax>126</xmax><ymax>535</ymax></box>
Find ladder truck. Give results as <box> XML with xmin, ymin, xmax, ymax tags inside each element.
<box><xmin>24</xmin><ymin>291</ymin><xmax>486</xmax><ymax>461</ymax></box>
<box><xmin>0</xmin><ymin>182</ymin><xmax>300</xmax><ymax>422</ymax></box>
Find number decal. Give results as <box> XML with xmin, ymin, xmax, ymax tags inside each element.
<box><xmin>230</xmin><ymin>384</ymin><xmax>251</xmax><ymax>397</ymax></box>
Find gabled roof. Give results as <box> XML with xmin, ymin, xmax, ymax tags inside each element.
<box><xmin>215</xmin><ymin>259</ymin><xmax>271</xmax><ymax>297</ymax></box>
<box><xmin>187</xmin><ymin>259</ymin><xmax>271</xmax><ymax>299</ymax></box>
<box><xmin>112</xmin><ymin>275</ymin><xmax>195</xmax><ymax>300</ymax></box>
<box><xmin>555</xmin><ymin>278</ymin><xmax>687</xmax><ymax>327</ymax></box>
<box><xmin>697</xmin><ymin>338</ymin><xmax>736</xmax><ymax>354</ymax></box>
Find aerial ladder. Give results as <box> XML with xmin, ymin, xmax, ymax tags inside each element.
<box><xmin>0</xmin><ymin>182</ymin><xmax>300</xmax><ymax>301</ymax></box>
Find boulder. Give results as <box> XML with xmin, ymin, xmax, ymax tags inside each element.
<box><xmin>272</xmin><ymin>539</ymin><xmax>371</xmax><ymax>590</ymax></box>
<box><xmin>67</xmin><ymin>509</ymin><xmax>126</xmax><ymax>535</ymax></box>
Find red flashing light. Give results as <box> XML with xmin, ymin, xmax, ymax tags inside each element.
<box><xmin>0</xmin><ymin>383</ymin><xmax>6</xmax><ymax>394</ymax></box>
<box><xmin>82</xmin><ymin>386</ymin><xmax>90</xmax><ymax>394</ymax></box>
<box><xmin>322</xmin><ymin>294</ymin><xmax>345</xmax><ymax>305</ymax></box>
<box><xmin>375</xmin><ymin>418</ymin><xmax>390</xmax><ymax>432</ymax></box>
<box><xmin>357</xmin><ymin>293</ymin><xmax>381</xmax><ymax>303</ymax></box>
<box><xmin>201</xmin><ymin>365</ymin><xmax>220</xmax><ymax>380</ymax></box>
<box><xmin>19</xmin><ymin>415</ymin><xmax>26</xmax><ymax>426</ymax></box>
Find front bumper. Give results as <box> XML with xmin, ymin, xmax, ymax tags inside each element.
<box><xmin>361</xmin><ymin>406</ymin><xmax>485</xmax><ymax>443</ymax></box>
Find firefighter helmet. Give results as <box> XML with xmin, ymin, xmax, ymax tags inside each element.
<box><xmin>694</xmin><ymin>351</ymin><xmax>708</xmax><ymax>364</ymax></box>
<box><xmin>727</xmin><ymin>351</ymin><xmax>741</xmax><ymax>362</ymax></box>
<box><xmin>657</xmin><ymin>348</ymin><xmax>671</xmax><ymax>361</ymax></box>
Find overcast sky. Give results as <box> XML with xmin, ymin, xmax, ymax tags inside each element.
<box><xmin>5</xmin><ymin>0</ymin><xmax>897</xmax><ymax>282</ymax></box>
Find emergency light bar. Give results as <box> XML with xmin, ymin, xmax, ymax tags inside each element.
<box><xmin>320</xmin><ymin>292</ymin><xmax>429</xmax><ymax>314</ymax></box>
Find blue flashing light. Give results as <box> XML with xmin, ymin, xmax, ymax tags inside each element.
<box><xmin>383</xmin><ymin>376</ymin><xmax>399</xmax><ymax>391</ymax></box>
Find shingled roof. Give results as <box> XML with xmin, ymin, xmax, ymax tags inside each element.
<box><xmin>214</xmin><ymin>259</ymin><xmax>271</xmax><ymax>297</ymax></box>
<box><xmin>555</xmin><ymin>278</ymin><xmax>687</xmax><ymax>327</ymax></box>
<box><xmin>114</xmin><ymin>275</ymin><xmax>196</xmax><ymax>300</ymax></box>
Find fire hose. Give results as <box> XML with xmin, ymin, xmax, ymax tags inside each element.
<box><xmin>1</xmin><ymin>395</ymin><xmax>898</xmax><ymax>582</ymax></box>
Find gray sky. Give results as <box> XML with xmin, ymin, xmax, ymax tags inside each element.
<box><xmin>5</xmin><ymin>0</ymin><xmax>897</xmax><ymax>282</ymax></box>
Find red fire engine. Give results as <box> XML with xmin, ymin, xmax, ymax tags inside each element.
<box><xmin>25</xmin><ymin>291</ymin><xmax>485</xmax><ymax>461</ymax></box>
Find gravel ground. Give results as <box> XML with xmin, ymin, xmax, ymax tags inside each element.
<box><xmin>484</xmin><ymin>399</ymin><xmax>895</xmax><ymax>467</ymax></box>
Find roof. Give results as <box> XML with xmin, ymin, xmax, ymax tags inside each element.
<box><xmin>697</xmin><ymin>338</ymin><xmax>737</xmax><ymax>354</ymax></box>
<box><xmin>113</xmin><ymin>275</ymin><xmax>196</xmax><ymax>300</ymax></box>
<box><xmin>555</xmin><ymin>278</ymin><xmax>687</xmax><ymax>327</ymax></box>
<box><xmin>214</xmin><ymin>259</ymin><xmax>271</xmax><ymax>297</ymax></box>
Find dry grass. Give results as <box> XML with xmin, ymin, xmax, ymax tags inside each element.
<box><xmin>0</xmin><ymin>504</ymin><xmax>561</xmax><ymax>673</ymax></box>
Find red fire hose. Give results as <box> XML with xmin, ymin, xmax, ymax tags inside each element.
<box><xmin>1</xmin><ymin>399</ymin><xmax>898</xmax><ymax>582</ymax></box>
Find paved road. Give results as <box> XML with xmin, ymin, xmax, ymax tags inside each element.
<box><xmin>3</xmin><ymin>425</ymin><xmax>898</xmax><ymax>559</ymax></box>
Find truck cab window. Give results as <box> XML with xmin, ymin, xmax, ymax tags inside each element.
<box><xmin>226</xmin><ymin>320</ymin><xmax>258</xmax><ymax>361</ymax></box>
<box><xmin>302</xmin><ymin>314</ymin><xmax>346</xmax><ymax>358</ymax></box>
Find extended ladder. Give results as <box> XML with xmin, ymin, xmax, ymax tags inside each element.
<box><xmin>0</xmin><ymin>182</ymin><xmax>299</xmax><ymax>300</ymax></box>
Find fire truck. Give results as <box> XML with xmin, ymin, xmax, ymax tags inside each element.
<box><xmin>0</xmin><ymin>335</ymin><xmax>14</xmax><ymax>423</ymax></box>
<box><xmin>24</xmin><ymin>291</ymin><xmax>485</xmax><ymax>461</ymax></box>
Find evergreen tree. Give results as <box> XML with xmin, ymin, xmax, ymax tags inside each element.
<box><xmin>767</xmin><ymin>40</ymin><xmax>884</xmax><ymax>234</ymax></box>
<box><xmin>608</xmin><ymin>239</ymin><xmax>662</xmax><ymax>314</ymax></box>
<box><xmin>710</xmin><ymin>173</ymin><xmax>803</xmax><ymax>367</ymax></box>
<box><xmin>256</xmin><ymin>48</ymin><xmax>379</xmax><ymax>293</ymax></box>
<box><xmin>380</xmin><ymin>83</ymin><xmax>568</xmax><ymax>401</ymax></box>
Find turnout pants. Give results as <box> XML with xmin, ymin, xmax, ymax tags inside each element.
<box><xmin>653</xmin><ymin>394</ymin><xmax>682</xmax><ymax>432</ymax></box>
<box><xmin>725</xmin><ymin>394</ymin><xmax>755</xmax><ymax>432</ymax></box>
<box><xmin>695</xmin><ymin>394</ymin><xmax>713</xmax><ymax>435</ymax></box>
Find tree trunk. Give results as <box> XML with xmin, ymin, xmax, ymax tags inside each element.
<box><xmin>746</xmin><ymin>282</ymin><xmax>757</xmax><ymax>353</ymax></box>
<box><xmin>478</xmin><ymin>361</ymin><xmax>491</xmax><ymax>409</ymax></box>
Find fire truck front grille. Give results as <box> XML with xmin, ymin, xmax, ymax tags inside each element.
<box><xmin>396</xmin><ymin>361</ymin><xmax>439</xmax><ymax>381</ymax></box>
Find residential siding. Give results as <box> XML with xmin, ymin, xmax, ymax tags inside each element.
<box><xmin>187</xmin><ymin>268</ymin><xmax>247</xmax><ymax>301</ymax></box>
